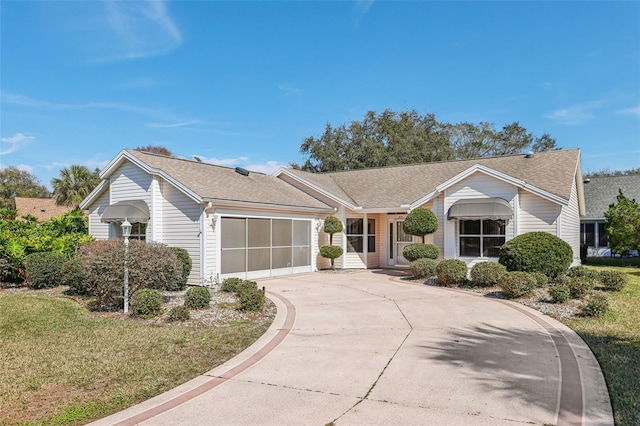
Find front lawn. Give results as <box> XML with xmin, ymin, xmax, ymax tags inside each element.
<box><xmin>564</xmin><ymin>265</ymin><xmax>640</xmax><ymax>426</ymax></box>
<box><xmin>0</xmin><ymin>288</ymin><xmax>274</xmax><ymax>425</ymax></box>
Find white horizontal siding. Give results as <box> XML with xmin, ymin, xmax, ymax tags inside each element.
<box><xmin>109</xmin><ymin>162</ymin><xmax>152</xmax><ymax>203</ymax></box>
<box><xmin>161</xmin><ymin>183</ymin><xmax>202</xmax><ymax>286</ymax></box>
<box><xmin>87</xmin><ymin>190</ymin><xmax>110</xmax><ymax>240</ymax></box>
<box><xmin>560</xmin><ymin>178</ymin><xmax>581</xmax><ymax>265</ymax></box>
<box><xmin>518</xmin><ymin>190</ymin><xmax>559</xmax><ymax>235</ymax></box>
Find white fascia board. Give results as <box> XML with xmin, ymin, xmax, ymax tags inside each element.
<box><xmin>574</xmin><ymin>155</ymin><xmax>586</xmax><ymax>216</ymax></box>
<box><xmin>408</xmin><ymin>191</ymin><xmax>440</xmax><ymax>210</ymax></box>
<box><xmin>276</xmin><ymin>169</ymin><xmax>361</xmax><ymax>211</ymax></box>
<box><xmin>358</xmin><ymin>207</ymin><xmax>410</xmax><ymax>214</ymax></box>
<box><xmin>203</xmin><ymin>198</ymin><xmax>337</xmax><ymax>214</ymax></box>
<box><xmin>102</xmin><ymin>150</ymin><xmax>202</xmax><ymax>204</ymax></box>
<box><xmin>433</xmin><ymin>164</ymin><xmax>569</xmax><ymax>207</ymax></box>
<box><xmin>79</xmin><ymin>179</ymin><xmax>109</xmax><ymax>209</ymax></box>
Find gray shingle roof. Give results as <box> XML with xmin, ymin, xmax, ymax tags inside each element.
<box><xmin>126</xmin><ymin>150</ymin><xmax>334</xmax><ymax>211</ymax></box>
<box><xmin>287</xmin><ymin>149</ymin><xmax>581</xmax><ymax>209</ymax></box>
<box><xmin>583</xmin><ymin>175</ymin><xmax>640</xmax><ymax>219</ymax></box>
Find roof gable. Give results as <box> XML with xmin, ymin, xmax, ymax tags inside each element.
<box><xmin>583</xmin><ymin>174</ymin><xmax>640</xmax><ymax>219</ymax></box>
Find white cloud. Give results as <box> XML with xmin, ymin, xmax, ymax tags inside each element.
<box><xmin>196</xmin><ymin>156</ymin><xmax>250</xmax><ymax>167</ymax></box>
<box><xmin>245</xmin><ymin>161</ymin><xmax>287</xmax><ymax>175</ymax></box>
<box><xmin>103</xmin><ymin>0</ymin><xmax>182</xmax><ymax>60</ymax></box>
<box><xmin>354</xmin><ymin>0</ymin><xmax>374</xmax><ymax>26</ymax></box>
<box><xmin>616</xmin><ymin>105</ymin><xmax>640</xmax><ymax>117</ymax></box>
<box><xmin>543</xmin><ymin>100</ymin><xmax>603</xmax><ymax>126</ymax></box>
<box><xmin>191</xmin><ymin>155</ymin><xmax>286</xmax><ymax>174</ymax></box>
<box><xmin>278</xmin><ymin>84</ymin><xmax>302</xmax><ymax>96</ymax></box>
<box><xmin>1</xmin><ymin>132</ymin><xmax>35</xmax><ymax>155</ymax></box>
<box><xmin>148</xmin><ymin>120</ymin><xmax>200</xmax><ymax>128</ymax></box>
<box><xmin>0</xmin><ymin>163</ymin><xmax>35</xmax><ymax>174</ymax></box>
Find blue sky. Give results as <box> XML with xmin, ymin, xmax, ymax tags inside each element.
<box><xmin>2</xmin><ymin>1</ymin><xmax>639</xmax><ymax>190</ymax></box>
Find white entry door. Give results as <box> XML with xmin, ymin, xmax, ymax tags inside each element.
<box><xmin>388</xmin><ymin>218</ymin><xmax>412</xmax><ymax>267</ymax></box>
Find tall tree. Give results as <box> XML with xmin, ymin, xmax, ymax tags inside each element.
<box><xmin>294</xmin><ymin>109</ymin><xmax>557</xmax><ymax>172</ymax></box>
<box><xmin>604</xmin><ymin>189</ymin><xmax>640</xmax><ymax>254</ymax></box>
<box><xmin>51</xmin><ymin>165</ymin><xmax>101</xmax><ymax>208</ymax></box>
<box><xmin>0</xmin><ymin>166</ymin><xmax>51</xmax><ymax>209</ymax></box>
<box><xmin>134</xmin><ymin>145</ymin><xmax>174</xmax><ymax>156</ymax></box>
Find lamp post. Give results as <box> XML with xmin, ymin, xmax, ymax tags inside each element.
<box><xmin>121</xmin><ymin>218</ymin><xmax>132</xmax><ymax>313</ymax></box>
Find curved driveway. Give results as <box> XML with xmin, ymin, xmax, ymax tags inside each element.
<box><xmin>91</xmin><ymin>270</ymin><xmax>613</xmax><ymax>426</ymax></box>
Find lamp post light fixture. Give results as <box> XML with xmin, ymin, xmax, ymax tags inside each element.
<box><xmin>121</xmin><ymin>218</ymin><xmax>132</xmax><ymax>314</ymax></box>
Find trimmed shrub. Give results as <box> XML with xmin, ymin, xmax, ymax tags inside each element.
<box><xmin>323</xmin><ymin>216</ymin><xmax>344</xmax><ymax>235</ymax></box>
<box><xmin>580</xmin><ymin>292</ymin><xmax>609</xmax><ymax>317</ymax></box>
<box><xmin>128</xmin><ymin>241</ymin><xmax>183</xmax><ymax>292</ymax></box>
<box><xmin>531</xmin><ymin>272</ymin><xmax>549</xmax><ymax>288</ymax></box>
<box><xmin>167</xmin><ymin>305</ymin><xmax>190</xmax><ymax>322</ymax></box>
<box><xmin>436</xmin><ymin>259</ymin><xmax>468</xmax><ymax>287</ymax></box>
<box><xmin>410</xmin><ymin>258</ymin><xmax>438</xmax><ymax>279</ymax></box>
<box><xmin>470</xmin><ymin>262</ymin><xmax>506</xmax><ymax>287</ymax></box>
<box><xmin>403</xmin><ymin>243</ymin><xmax>439</xmax><ymax>262</ymax></box>
<box><xmin>221</xmin><ymin>277</ymin><xmax>244</xmax><ymax>293</ymax></box>
<box><xmin>598</xmin><ymin>270</ymin><xmax>627</xmax><ymax>292</ymax></box>
<box><xmin>130</xmin><ymin>288</ymin><xmax>163</xmax><ymax>319</ymax></box>
<box><xmin>403</xmin><ymin>208</ymin><xmax>438</xmax><ymax>242</ymax></box>
<box><xmin>236</xmin><ymin>280</ymin><xmax>259</xmax><ymax>294</ymax></box>
<box><xmin>24</xmin><ymin>252</ymin><xmax>66</xmax><ymax>289</ymax></box>
<box><xmin>498</xmin><ymin>271</ymin><xmax>536</xmax><ymax>299</ymax></box>
<box><xmin>553</xmin><ymin>274</ymin><xmax>571</xmax><ymax>286</ymax></box>
<box><xmin>320</xmin><ymin>245</ymin><xmax>343</xmax><ymax>269</ymax></box>
<box><xmin>0</xmin><ymin>257</ymin><xmax>19</xmax><ymax>283</ymax></box>
<box><xmin>568</xmin><ymin>276</ymin><xmax>594</xmax><ymax>299</ymax></box>
<box><xmin>239</xmin><ymin>286</ymin><xmax>265</xmax><ymax>312</ymax></box>
<box><xmin>61</xmin><ymin>257</ymin><xmax>86</xmax><ymax>294</ymax></box>
<box><xmin>170</xmin><ymin>247</ymin><xmax>192</xmax><ymax>291</ymax></box>
<box><xmin>498</xmin><ymin>232</ymin><xmax>573</xmax><ymax>278</ymax></box>
<box><xmin>549</xmin><ymin>285</ymin><xmax>571</xmax><ymax>303</ymax></box>
<box><xmin>567</xmin><ymin>265</ymin><xmax>592</xmax><ymax>279</ymax></box>
<box><xmin>184</xmin><ymin>286</ymin><xmax>211</xmax><ymax>309</ymax></box>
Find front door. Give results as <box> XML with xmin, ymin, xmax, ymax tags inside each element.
<box><xmin>388</xmin><ymin>218</ymin><xmax>412</xmax><ymax>266</ymax></box>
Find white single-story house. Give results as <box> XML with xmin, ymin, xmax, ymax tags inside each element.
<box><xmin>581</xmin><ymin>174</ymin><xmax>640</xmax><ymax>257</ymax></box>
<box><xmin>80</xmin><ymin>148</ymin><xmax>585</xmax><ymax>285</ymax></box>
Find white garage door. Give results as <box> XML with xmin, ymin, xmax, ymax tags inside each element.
<box><xmin>220</xmin><ymin>217</ymin><xmax>312</xmax><ymax>279</ymax></box>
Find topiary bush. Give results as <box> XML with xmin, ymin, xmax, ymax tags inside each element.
<box><xmin>580</xmin><ymin>292</ymin><xmax>609</xmax><ymax>317</ymax></box>
<box><xmin>403</xmin><ymin>208</ymin><xmax>438</xmax><ymax>242</ymax></box>
<box><xmin>410</xmin><ymin>258</ymin><xmax>438</xmax><ymax>279</ymax></box>
<box><xmin>184</xmin><ymin>286</ymin><xmax>211</xmax><ymax>309</ymax></box>
<box><xmin>498</xmin><ymin>232</ymin><xmax>573</xmax><ymax>278</ymax></box>
<box><xmin>470</xmin><ymin>261</ymin><xmax>507</xmax><ymax>287</ymax></box>
<box><xmin>320</xmin><ymin>245</ymin><xmax>343</xmax><ymax>269</ymax></box>
<box><xmin>530</xmin><ymin>272</ymin><xmax>549</xmax><ymax>288</ymax></box>
<box><xmin>61</xmin><ymin>257</ymin><xmax>86</xmax><ymax>294</ymax></box>
<box><xmin>130</xmin><ymin>288</ymin><xmax>163</xmax><ymax>319</ymax></box>
<box><xmin>568</xmin><ymin>276</ymin><xmax>594</xmax><ymax>299</ymax></box>
<box><xmin>598</xmin><ymin>270</ymin><xmax>627</xmax><ymax>292</ymax></box>
<box><xmin>549</xmin><ymin>284</ymin><xmax>571</xmax><ymax>303</ymax></box>
<box><xmin>403</xmin><ymin>243</ymin><xmax>439</xmax><ymax>262</ymax></box>
<box><xmin>498</xmin><ymin>271</ymin><xmax>536</xmax><ymax>299</ymax></box>
<box><xmin>238</xmin><ymin>285</ymin><xmax>265</xmax><ymax>312</ymax></box>
<box><xmin>221</xmin><ymin>277</ymin><xmax>244</xmax><ymax>293</ymax></box>
<box><xmin>167</xmin><ymin>305</ymin><xmax>190</xmax><ymax>322</ymax></box>
<box><xmin>436</xmin><ymin>259</ymin><xmax>468</xmax><ymax>287</ymax></box>
<box><xmin>170</xmin><ymin>247</ymin><xmax>192</xmax><ymax>291</ymax></box>
<box><xmin>23</xmin><ymin>252</ymin><xmax>66</xmax><ymax>289</ymax></box>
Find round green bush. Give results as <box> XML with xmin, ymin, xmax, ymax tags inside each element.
<box><xmin>498</xmin><ymin>271</ymin><xmax>536</xmax><ymax>299</ymax></box>
<box><xmin>239</xmin><ymin>286</ymin><xmax>265</xmax><ymax>312</ymax></box>
<box><xmin>498</xmin><ymin>232</ymin><xmax>573</xmax><ymax>278</ymax></box>
<box><xmin>184</xmin><ymin>286</ymin><xmax>211</xmax><ymax>309</ymax></box>
<box><xmin>323</xmin><ymin>216</ymin><xmax>344</xmax><ymax>234</ymax></box>
<box><xmin>130</xmin><ymin>288</ymin><xmax>163</xmax><ymax>318</ymax></box>
<box><xmin>128</xmin><ymin>242</ymin><xmax>183</xmax><ymax>292</ymax></box>
<box><xmin>580</xmin><ymin>292</ymin><xmax>609</xmax><ymax>317</ymax></box>
<box><xmin>436</xmin><ymin>259</ymin><xmax>468</xmax><ymax>287</ymax></box>
<box><xmin>320</xmin><ymin>245</ymin><xmax>344</xmax><ymax>267</ymax></box>
<box><xmin>24</xmin><ymin>252</ymin><xmax>67</xmax><ymax>289</ymax></box>
<box><xmin>403</xmin><ymin>243</ymin><xmax>439</xmax><ymax>262</ymax></box>
<box><xmin>531</xmin><ymin>272</ymin><xmax>549</xmax><ymax>288</ymax></box>
<box><xmin>236</xmin><ymin>280</ymin><xmax>259</xmax><ymax>294</ymax></box>
<box><xmin>568</xmin><ymin>276</ymin><xmax>594</xmax><ymax>299</ymax></box>
<box><xmin>62</xmin><ymin>257</ymin><xmax>86</xmax><ymax>294</ymax></box>
<box><xmin>403</xmin><ymin>208</ymin><xmax>438</xmax><ymax>241</ymax></box>
<box><xmin>567</xmin><ymin>265</ymin><xmax>592</xmax><ymax>279</ymax></box>
<box><xmin>410</xmin><ymin>258</ymin><xmax>438</xmax><ymax>279</ymax></box>
<box><xmin>470</xmin><ymin>262</ymin><xmax>507</xmax><ymax>287</ymax></box>
<box><xmin>221</xmin><ymin>277</ymin><xmax>244</xmax><ymax>293</ymax></box>
<box><xmin>598</xmin><ymin>270</ymin><xmax>627</xmax><ymax>292</ymax></box>
<box><xmin>167</xmin><ymin>305</ymin><xmax>190</xmax><ymax>322</ymax></box>
<box><xmin>549</xmin><ymin>285</ymin><xmax>570</xmax><ymax>303</ymax></box>
<box><xmin>170</xmin><ymin>247</ymin><xmax>192</xmax><ymax>290</ymax></box>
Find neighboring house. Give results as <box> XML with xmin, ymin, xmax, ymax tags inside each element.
<box><xmin>581</xmin><ymin>174</ymin><xmax>640</xmax><ymax>256</ymax></box>
<box><xmin>14</xmin><ymin>197</ymin><xmax>72</xmax><ymax>222</ymax></box>
<box><xmin>80</xmin><ymin>149</ymin><xmax>585</xmax><ymax>285</ymax></box>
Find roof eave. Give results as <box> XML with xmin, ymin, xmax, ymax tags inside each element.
<box><xmin>203</xmin><ymin>197</ymin><xmax>336</xmax><ymax>214</ymax></box>
<box><xmin>276</xmin><ymin>169</ymin><xmax>360</xmax><ymax>211</ymax></box>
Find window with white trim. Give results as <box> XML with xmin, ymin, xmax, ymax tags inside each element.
<box><xmin>346</xmin><ymin>218</ymin><xmax>375</xmax><ymax>253</ymax></box>
<box><xmin>459</xmin><ymin>219</ymin><xmax>505</xmax><ymax>257</ymax></box>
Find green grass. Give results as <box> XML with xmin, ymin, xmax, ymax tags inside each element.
<box><xmin>564</xmin><ymin>265</ymin><xmax>640</xmax><ymax>426</ymax></box>
<box><xmin>0</xmin><ymin>292</ymin><xmax>273</xmax><ymax>426</ymax></box>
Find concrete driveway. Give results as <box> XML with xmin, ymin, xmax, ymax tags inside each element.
<box><xmin>91</xmin><ymin>270</ymin><xmax>613</xmax><ymax>426</ymax></box>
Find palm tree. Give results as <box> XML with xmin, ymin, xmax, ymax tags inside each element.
<box><xmin>51</xmin><ymin>165</ymin><xmax>101</xmax><ymax>208</ymax></box>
